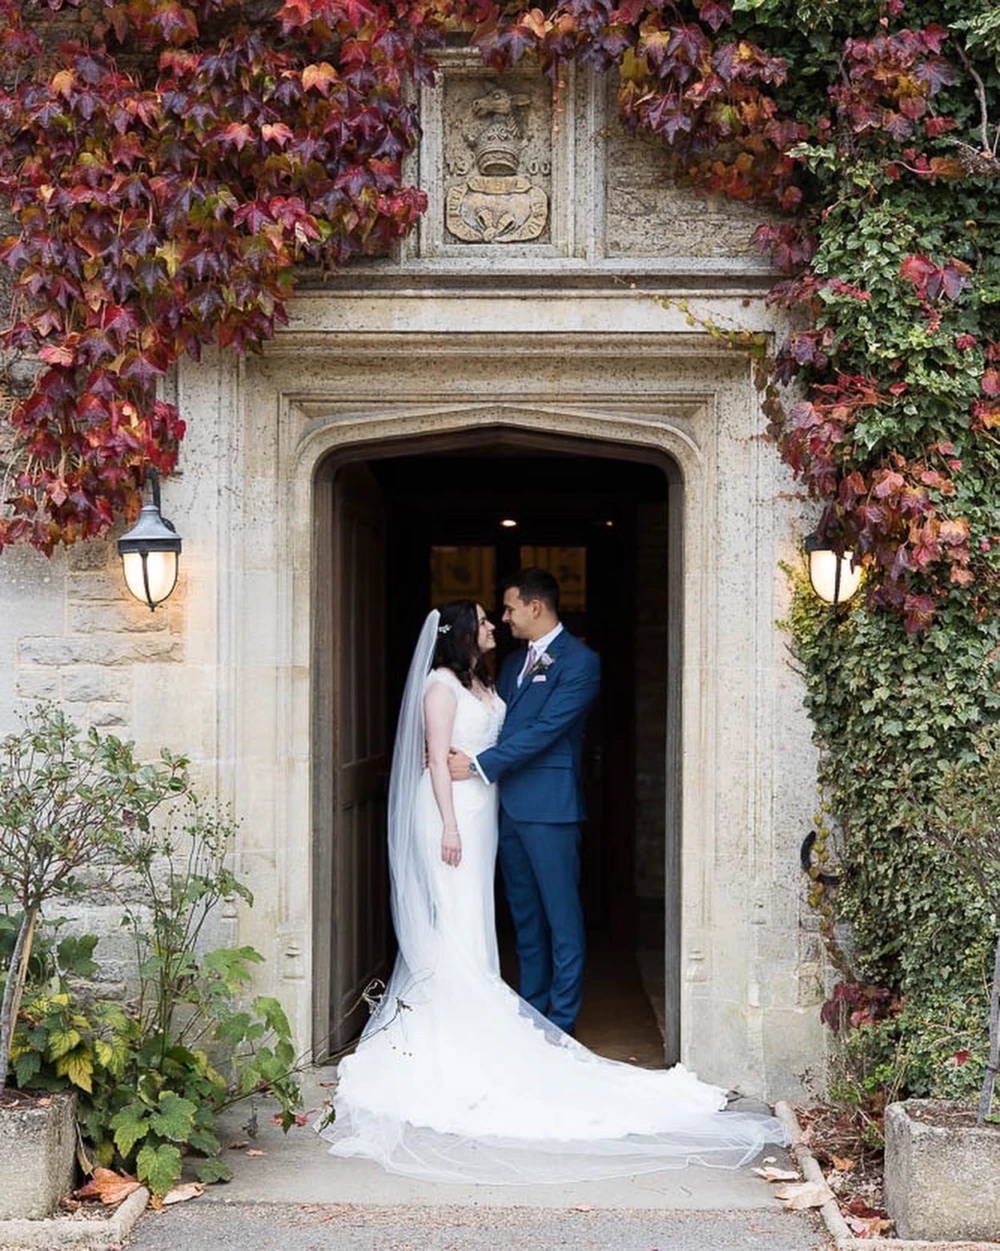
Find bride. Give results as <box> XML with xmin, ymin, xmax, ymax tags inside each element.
<box><xmin>318</xmin><ymin>601</ymin><xmax>786</xmax><ymax>1183</ymax></box>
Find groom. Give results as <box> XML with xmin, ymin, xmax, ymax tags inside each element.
<box><xmin>449</xmin><ymin>568</ymin><xmax>600</xmax><ymax>1035</ymax></box>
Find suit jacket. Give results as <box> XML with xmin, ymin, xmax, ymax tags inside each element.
<box><xmin>477</xmin><ymin>628</ymin><xmax>600</xmax><ymax>824</ymax></box>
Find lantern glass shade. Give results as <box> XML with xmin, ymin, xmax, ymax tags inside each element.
<box><xmin>806</xmin><ymin>534</ymin><xmax>862</xmax><ymax>606</ymax></box>
<box><xmin>117</xmin><ymin>498</ymin><xmax>182</xmax><ymax>610</ymax></box>
<box><xmin>121</xmin><ymin>548</ymin><xmax>179</xmax><ymax>608</ymax></box>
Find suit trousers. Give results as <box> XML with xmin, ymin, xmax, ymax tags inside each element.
<box><xmin>498</xmin><ymin>807</ymin><xmax>585</xmax><ymax>1034</ymax></box>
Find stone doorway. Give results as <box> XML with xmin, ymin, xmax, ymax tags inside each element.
<box><xmin>312</xmin><ymin>431</ymin><xmax>682</xmax><ymax>1068</ymax></box>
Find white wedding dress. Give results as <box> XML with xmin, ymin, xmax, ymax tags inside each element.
<box><xmin>318</xmin><ymin>614</ymin><xmax>786</xmax><ymax>1183</ymax></box>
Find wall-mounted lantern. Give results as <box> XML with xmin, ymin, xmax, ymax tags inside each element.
<box><xmin>117</xmin><ymin>469</ymin><xmax>182</xmax><ymax>610</ymax></box>
<box><xmin>805</xmin><ymin>532</ymin><xmax>862</xmax><ymax>607</ymax></box>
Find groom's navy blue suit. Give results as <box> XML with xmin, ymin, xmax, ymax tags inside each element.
<box><xmin>476</xmin><ymin>628</ymin><xmax>600</xmax><ymax>1034</ymax></box>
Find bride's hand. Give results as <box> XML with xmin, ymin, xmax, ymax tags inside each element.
<box><xmin>441</xmin><ymin>826</ymin><xmax>462</xmax><ymax>867</ymax></box>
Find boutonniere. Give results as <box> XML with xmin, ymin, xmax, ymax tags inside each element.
<box><xmin>528</xmin><ymin>652</ymin><xmax>555</xmax><ymax>678</ymax></box>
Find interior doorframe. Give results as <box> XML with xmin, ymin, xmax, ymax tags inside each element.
<box><xmin>311</xmin><ymin>426</ymin><xmax>685</xmax><ymax>1063</ymax></box>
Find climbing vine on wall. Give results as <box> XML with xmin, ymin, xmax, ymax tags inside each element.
<box><xmin>0</xmin><ymin>0</ymin><xmax>997</xmax><ymax>632</ymax></box>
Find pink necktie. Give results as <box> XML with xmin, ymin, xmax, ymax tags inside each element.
<box><xmin>518</xmin><ymin>644</ymin><xmax>538</xmax><ymax>687</ymax></box>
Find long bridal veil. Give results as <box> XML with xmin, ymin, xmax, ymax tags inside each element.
<box><xmin>318</xmin><ymin>610</ymin><xmax>787</xmax><ymax>1183</ymax></box>
<box><xmin>377</xmin><ymin>607</ymin><xmax>441</xmax><ymax>1014</ymax></box>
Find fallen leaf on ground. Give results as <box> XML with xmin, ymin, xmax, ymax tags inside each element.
<box><xmin>773</xmin><ymin>1180</ymin><xmax>834</xmax><ymax>1209</ymax></box>
<box><xmin>316</xmin><ymin>1080</ymin><xmax>335</xmax><ymax>1087</ymax></box>
<box><xmin>73</xmin><ymin>1167</ymin><xmax>141</xmax><ymax>1207</ymax></box>
<box><xmin>245</xmin><ymin>1148</ymin><xmax>265</xmax><ymax>1157</ymax></box>
<box><xmin>161</xmin><ymin>1182</ymin><xmax>205</xmax><ymax>1206</ymax></box>
<box><xmin>753</xmin><ymin>1166</ymin><xmax>800</xmax><ymax>1182</ymax></box>
<box><xmin>228</xmin><ymin>1140</ymin><xmax>250</xmax><ymax>1150</ymax></box>
<box><xmin>846</xmin><ymin>1214</ymin><xmax>893</xmax><ymax>1236</ymax></box>
<box><xmin>846</xmin><ymin>1197</ymin><xmax>885</xmax><ymax>1218</ymax></box>
<box><xmin>831</xmin><ymin>1154</ymin><xmax>855</xmax><ymax>1171</ymax></box>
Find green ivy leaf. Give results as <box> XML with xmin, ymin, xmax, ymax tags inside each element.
<box><xmin>14</xmin><ymin>1050</ymin><xmax>41</xmax><ymax>1088</ymax></box>
<box><xmin>135</xmin><ymin>1142</ymin><xmax>183</xmax><ymax>1197</ymax></box>
<box><xmin>46</xmin><ymin>1028</ymin><xmax>82</xmax><ymax>1060</ymax></box>
<box><xmin>193</xmin><ymin>1157</ymin><xmax>232</xmax><ymax>1184</ymax></box>
<box><xmin>57</xmin><ymin>1049</ymin><xmax>94</xmax><ymax>1093</ymax></box>
<box><xmin>111</xmin><ymin>1103</ymin><xmax>150</xmax><ymax>1158</ymax></box>
<box><xmin>187</xmin><ymin>1125</ymin><xmax>221</xmax><ymax>1157</ymax></box>
<box><xmin>148</xmin><ymin>1092</ymin><xmax>197</xmax><ymax>1142</ymax></box>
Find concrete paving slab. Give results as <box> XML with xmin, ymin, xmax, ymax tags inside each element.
<box><xmin>126</xmin><ymin>1201</ymin><xmax>832</xmax><ymax>1251</ymax></box>
<box><xmin>201</xmin><ymin>1070</ymin><xmax>797</xmax><ymax>1212</ymax></box>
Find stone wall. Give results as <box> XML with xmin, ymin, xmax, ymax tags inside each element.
<box><xmin>13</xmin><ymin>543</ymin><xmax>184</xmax><ymax>728</ymax></box>
<box><xmin>603</xmin><ymin>78</ymin><xmax>765</xmax><ymax>261</ymax></box>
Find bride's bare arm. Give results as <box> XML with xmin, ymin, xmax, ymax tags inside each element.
<box><xmin>424</xmin><ymin>682</ymin><xmax>462</xmax><ymax>867</ymax></box>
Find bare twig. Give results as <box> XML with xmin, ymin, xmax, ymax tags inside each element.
<box><xmin>956</xmin><ymin>42</ymin><xmax>996</xmax><ymax>155</ymax></box>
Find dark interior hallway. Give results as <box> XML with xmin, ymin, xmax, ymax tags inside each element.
<box><xmin>315</xmin><ymin>436</ymin><xmax>677</xmax><ymax>1064</ymax></box>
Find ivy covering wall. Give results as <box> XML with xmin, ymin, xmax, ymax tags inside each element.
<box><xmin>2</xmin><ymin>0</ymin><xmax>1000</xmax><ymax>1096</ymax></box>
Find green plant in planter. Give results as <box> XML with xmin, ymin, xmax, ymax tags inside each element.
<box><xmin>0</xmin><ymin>704</ymin><xmax>186</xmax><ymax>1099</ymax></box>
<box><xmin>0</xmin><ymin>706</ymin><xmax>302</xmax><ymax>1195</ymax></box>
<box><xmin>919</xmin><ymin>727</ymin><xmax>1000</xmax><ymax>1125</ymax></box>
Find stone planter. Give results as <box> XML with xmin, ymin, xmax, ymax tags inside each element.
<box><xmin>885</xmin><ymin>1098</ymin><xmax>1000</xmax><ymax>1240</ymax></box>
<box><xmin>0</xmin><ymin>1090</ymin><xmax>77</xmax><ymax>1219</ymax></box>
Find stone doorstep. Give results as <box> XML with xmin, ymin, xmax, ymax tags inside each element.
<box><xmin>774</xmin><ymin>1102</ymin><xmax>1000</xmax><ymax>1251</ymax></box>
<box><xmin>0</xmin><ymin>1187</ymin><xmax>148</xmax><ymax>1251</ymax></box>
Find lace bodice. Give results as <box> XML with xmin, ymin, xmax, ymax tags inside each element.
<box><xmin>425</xmin><ymin>668</ymin><xmax>505</xmax><ymax>756</ymax></box>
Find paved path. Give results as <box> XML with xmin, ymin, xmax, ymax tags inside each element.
<box><xmin>127</xmin><ymin>1201</ymin><xmax>831</xmax><ymax>1251</ymax></box>
<box><xmin>124</xmin><ymin>1071</ymin><xmax>831</xmax><ymax>1250</ymax></box>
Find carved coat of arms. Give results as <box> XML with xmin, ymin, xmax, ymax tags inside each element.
<box><xmin>445</xmin><ymin>87</ymin><xmax>549</xmax><ymax>244</ymax></box>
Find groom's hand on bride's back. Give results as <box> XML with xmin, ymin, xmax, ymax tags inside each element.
<box><xmin>423</xmin><ymin>745</ymin><xmax>471</xmax><ymax>779</ymax></box>
<box><xmin>448</xmin><ymin>748</ymin><xmax>472</xmax><ymax>781</ymax></box>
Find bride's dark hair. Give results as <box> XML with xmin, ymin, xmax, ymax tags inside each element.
<box><xmin>432</xmin><ymin>600</ymin><xmax>493</xmax><ymax>690</ymax></box>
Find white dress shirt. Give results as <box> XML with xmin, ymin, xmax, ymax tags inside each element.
<box><xmin>473</xmin><ymin>623</ymin><xmax>564</xmax><ymax>784</ymax></box>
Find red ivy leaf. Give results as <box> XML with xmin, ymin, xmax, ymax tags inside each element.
<box><xmin>37</xmin><ymin>343</ymin><xmax>76</xmax><ymax>366</ymax></box>
<box><xmin>903</xmin><ymin>592</ymin><xmax>936</xmax><ymax>634</ymax></box>
<box><xmin>698</xmin><ymin>0</ymin><xmax>732</xmax><ymax>33</ymax></box>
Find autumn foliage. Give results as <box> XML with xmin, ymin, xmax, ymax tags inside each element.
<box><xmin>1</xmin><ymin>1</ymin><xmax>999</xmax><ymax>631</ymax></box>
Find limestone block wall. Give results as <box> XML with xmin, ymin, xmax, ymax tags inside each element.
<box><xmin>603</xmin><ymin>78</ymin><xmax>765</xmax><ymax>262</ymax></box>
<box><xmin>0</xmin><ymin>361</ymin><xmax>245</xmax><ymax>989</ymax></box>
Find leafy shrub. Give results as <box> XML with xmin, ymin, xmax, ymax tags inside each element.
<box><xmin>1</xmin><ymin>707</ymin><xmax>302</xmax><ymax>1196</ymax></box>
<box><xmin>70</xmin><ymin>788</ymin><xmax>304</xmax><ymax>1193</ymax></box>
<box><xmin>0</xmin><ymin>704</ymin><xmax>185</xmax><ymax>1098</ymax></box>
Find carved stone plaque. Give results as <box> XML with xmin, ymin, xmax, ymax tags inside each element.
<box><xmin>443</xmin><ymin>79</ymin><xmax>551</xmax><ymax>245</ymax></box>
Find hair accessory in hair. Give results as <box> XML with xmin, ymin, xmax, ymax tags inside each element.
<box><xmin>437</xmin><ymin>624</ymin><xmax>452</xmax><ymax>635</ymax></box>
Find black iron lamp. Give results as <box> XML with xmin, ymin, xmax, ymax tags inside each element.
<box><xmin>117</xmin><ymin>469</ymin><xmax>182</xmax><ymax>610</ymax></box>
<box><xmin>805</xmin><ymin>532</ymin><xmax>862</xmax><ymax>607</ymax></box>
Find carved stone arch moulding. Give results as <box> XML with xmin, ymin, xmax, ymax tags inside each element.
<box><xmin>288</xmin><ymin>402</ymin><xmax>709</xmax><ymax>485</ymax></box>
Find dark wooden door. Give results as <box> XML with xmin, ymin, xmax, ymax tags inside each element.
<box><xmin>329</xmin><ymin>463</ymin><xmax>390</xmax><ymax>1051</ymax></box>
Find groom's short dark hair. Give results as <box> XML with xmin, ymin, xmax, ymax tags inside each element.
<box><xmin>505</xmin><ymin>567</ymin><xmax>560</xmax><ymax>613</ymax></box>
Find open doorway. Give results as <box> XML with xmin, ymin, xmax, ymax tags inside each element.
<box><xmin>312</xmin><ymin>433</ymin><xmax>680</xmax><ymax>1069</ymax></box>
